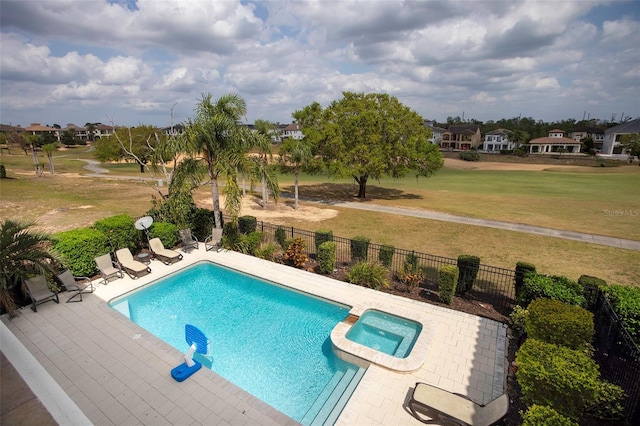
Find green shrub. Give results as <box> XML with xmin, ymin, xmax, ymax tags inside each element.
<box><xmin>438</xmin><ymin>265</ymin><xmax>458</xmax><ymax>304</ymax></box>
<box><xmin>509</xmin><ymin>305</ymin><xmax>528</xmax><ymax>335</ymax></box>
<box><xmin>515</xmin><ymin>261</ymin><xmax>536</xmax><ymax>297</ymax></box>
<box><xmin>459</xmin><ymin>151</ymin><xmax>480</xmax><ymax>161</ymax></box>
<box><xmin>284</xmin><ymin>238</ymin><xmax>308</xmax><ymax>268</ymax></box>
<box><xmin>238</xmin><ymin>215</ymin><xmax>257</xmax><ymax>234</ymax></box>
<box><xmin>148</xmin><ymin>221</ymin><xmax>179</xmax><ymax>248</ymax></box>
<box><xmin>93</xmin><ymin>214</ymin><xmax>137</xmax><ymax>252</ymax></box>
<box><xmin>52</xmin><ymin>228</ymin><xmax>109</xmax><ymax>277</ymax></box>
<box><xmin>254</xmin><ymin>241</ymin><xmax>282</xmax><ymax>262</ymax></box>
<box><xmin>242</xmin><ymin>231</ymin><xmax>263</xmax><ymax>255</ymax></box>
<box><xmin>516</xmin><ymin>338</ymin><xmax>602</xmax><ymax>420</ymax></box>
<box><xmin>456</xmin><ymin>254</ymin><xmax>480</xmax><ymax>295</ymax></box>
<box><xmin>521</xmin><ymin>405</ymin><xmax>578</xmax><ymax>426</ymax></box>
<box><xmin>378</xmin><ymin>244</ymin><xmax>395</xmax><ymax>268</ymax></box>
<box><xmin>345</xmin><ymin>262</ymin><xmax>389</xmax><ymax>290</ymax></box>
<box><xmin>350</xmin><ymin>236</ymin><xmax>370</xmax><ymax>263</ymax></box>
<box><xmin>578</xmin><ymin>275</ymin><xmax>607</xmax><ymax>311</ymax></box>
<box><xmin>585</xmin><ymin>380</ymin><xmax>626</xmax><ymax>421</ymax></box>
<box><xmin>275</xmin><ymin>226</ymin><xmax>287</xmax><ymax>249</ymax></box>
<box><xmin>608</xmin><ymin>284</ymin><xmax>640</xmax><ymax>342</ymax></box>
<box><xmin>318</xmin><ymin>241</ymin><xmax>336</xmax><ymax>274</ymax></box>
<box><xmin>400</xmin><ymin>251</ymin><xmax>423</xmax><ymax>288</ymax></box>
<box><xmin>191</xmin><ymin>208</ymin><xmax>217</xmax><ymax>241</ymax></box>
<box><xmin>518</xmin><ymin>273</ymin><xmax>585</xmax><ymax>307</ymax></box>
<box><xmin>222</xmin><ymin>222</ymin><xmax>239</xmax><ymax>249</ymax></box>
<box><xmin>525</xmin><ymin>298</ymin><xmax>594</xmax><ymax>351</ymax></box>
<box><xmin>314</xmin><ymin>229</ymin><xmax>333</xmax><ymax>253</ymax></box>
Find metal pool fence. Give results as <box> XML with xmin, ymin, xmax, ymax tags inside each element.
<box><xmin>252</xmin><ymin>219</ymin><xmax>518</xmax><ymax>314</ymax></box>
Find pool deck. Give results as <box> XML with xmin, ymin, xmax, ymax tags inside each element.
<box><xmin>1</xmin><ymin>247</ymin><xmax>507</xmax><ymax>425</ymax></box>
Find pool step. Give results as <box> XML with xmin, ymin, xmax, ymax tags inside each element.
<box><xmin>302</xmin><ymin>366</ymin><xmax>366</xmax><ymax>426</ymax></box>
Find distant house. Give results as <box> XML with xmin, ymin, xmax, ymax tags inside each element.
<box><xmin>24</xmin><ymin>123</ymin><xmax>60</xmax><ymax>141</ymax></box>
<box><xmin>601</xmin><ymin>118</ymin><xmax>640</xmax><ymax>155</ymax></box>
<box><xmin>440</xmin><ymin>125</ymin><xmax>482</xmax><ymax>150</ymax></box>
<box><xmin>424</xmin><ymin>120</ymin><xmax>446</xmax><ymax>145</ymax></box>
<box><xmin>282</xmin><ymin>123</ymin><xmax>304</xmax><ymax>140</ymax></box>
<box><xmin>93</xmin><ymin>124</ymin><xmax>117</xmax><ymax>139</ymax></box>
<box><xmin>62</xmin><ymin>123</ymin><xmax>89</xmax><ymax>140</ymax></box>
<box><xmin>569</xmin><ymin>127</ymin><xmax>605</xmax><ymax>152</ymax></box>
<box><xmin>482</xmin><ymin>129</ymin><xmax>515</xmax><ymax>153</ymax></box>
<box><xmin>529</xmin><ymin>129</ymin><xmax>581</xmax><ymax>154</ymax></box>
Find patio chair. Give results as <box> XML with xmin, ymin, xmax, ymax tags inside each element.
<box><xmin>179</xmin><ymin>228</ymin><xmax>199</xmax><ymax>252</ymax></box>
<box><xmin>95</xmin><ymin>254</ymin><xmax>124</xmax><ymax>285</ymax></box>
<box><xmin>24</xmin><ymin>275</ymin><xmax>59</xmax><ymax>312</ymax></box>
<box><xmin>205</xmin><ymin>227</ymin><xmax>223</xmax><ymax>252</ymax></box>
<box><xmin>115</xmin><ymin>248</ymin><xmax>151</xmax><ymax>279</ymax></box>
<box><xmin>407</xmin><ymin>382</ymin><xmax>508</xmax><ymax>426</ymax></box>
<box><xmin>55</xmin><ymin>270</ymin><xmax>94</xmax><ymax>303</ymax></box>
<box><xmin>149</xmin><ymin>238</ymin><xmax>183</xmax><ymax>264</ymax></box>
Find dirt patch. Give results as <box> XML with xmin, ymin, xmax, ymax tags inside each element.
<box><xmin>196</xmin><ymin>194</ymin><xmax>339</xmax><ymax>224</ymax></box>
<box><xmin>444</xmin><ymin>158</ymin><xmax>594</xmax><ymax>171</ymax></box>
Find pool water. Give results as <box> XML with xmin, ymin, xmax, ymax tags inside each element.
<box><xmin>345</xmin><ymin>310</ymin><xmax>422</xmax><ymax>358</ymax></box>
<box><xmin>109</xmin><ymin>262</ymin><xmax>361</xmax><ymax>424</ymax></box>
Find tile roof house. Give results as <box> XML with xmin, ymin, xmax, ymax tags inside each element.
<box><xmin>602</xmin><ymin>118</ymin><xmax>640</xmax><ymax>155</ymax></box>
<box><xmin>440</xmin><ymin>125</ymin><xmax>482</xmax><ymax>150</ymax></box>
<box><xmin>482</xmin><ymin>129</ymin><xmax>515</xmax><ymax>153</ymax></box>
<box><xmin>528</xmin><ymin>129</ymin><xmax>581</xmax><ymax>154</ymax></box>
<box><xmin>24</xmin><ymin>123</ymin><xmax>60</xmax><ymax>141</ymax></box>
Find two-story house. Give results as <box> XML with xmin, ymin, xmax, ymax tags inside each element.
<box><xmin>282</xmin><ymin>123</ymin><xmax>304</xmax><ymax>140</ymax></box>
<box><xmin>440</xmin><ymin>125</ymin><xmax>482</xmax><ymax>150</ymax></box>
<box><xmin>93</xmin><ymin>124</ymin><xmax>117</xmax><ymax>139</ymax></box>
<box><xmin>424</xmin><ymin>120</ymin><xmax>446</xmax><ymax>145</ymax></box>
<box><xmin>482</xmin><ymin>129</ymin><xmax>514</xmax><ymax>153</ymax></box>
<box><xmin>529</xmin><ymin>129</ymin><xmax>581</xmax><ymax>154</ymax></box>
<box><xmin>569</xmin><ymin>127</ymin><xmax>605</xmax><ymax>152</ymax></box>
<box><xmin>601</xmin><ymin>118</ymin><xmax>640</xmax><ymax>156</ymax></box>
<box><xmin>24</xmin><ymin>123</ymin><xmax>60</xmax><ymax>141</ymax></box>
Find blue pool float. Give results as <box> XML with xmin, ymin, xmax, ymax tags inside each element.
<box><xmin>171</xmin><ymin>324</ymin><xmax>209</xmax><ymax>382</ymax></box>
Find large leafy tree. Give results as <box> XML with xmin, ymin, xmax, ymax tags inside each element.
<box><xmin>301</xmin><ymin>92</ymin><xmax>444</xmax><ymax>198</ymax></box>
<box><xmin>0</xmin><ymin>220</ymin><xmax>57</xmax><ymax>317</ymax></box>
<box><xmin>95</xmin><ymin>125</ymin><xmax>164</xmax><ymax>173</ymax></box>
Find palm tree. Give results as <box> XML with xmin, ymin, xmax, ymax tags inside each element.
<box><xmin>279</xmin><ymin>137</ymin><xmax>313</xmax><ymax>209</ymax></box>
<box><xmin>0</xmin><ymin>220</ymin><xmax>56</xmax><ymax>317</ymax></box>
<box><xmin>185</xmin><ymin>93</ymin><xmax>265</xmax><ymax>227</ymax></box>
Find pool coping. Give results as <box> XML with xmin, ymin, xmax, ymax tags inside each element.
<box><xmin>330</xmin><ymin>302</ymin><xmax>434</xmax><ymax>372</ymax></box>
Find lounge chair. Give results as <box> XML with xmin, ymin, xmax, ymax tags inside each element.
<box><xmin>407</xmin><ymin>382</ymin><xmax>508</xmax><ymax>426</ymax></box>
<box><xmin>95</xmin><ymin>254</ymin><xmax>124</xmax><ymax>285</ymax></box>
<box><xmin>24</xmin><ymin>275</ymin><xmax>59</xmax><ymax>312</ymax></box>
<box><xmin>205</xmin><ymin>228</ymin><xmax>223</xmax><ymax>252</ymax></box>
<box><xmin>149</xmin><ymin>238</ymin><xmax>183</xmax><ymax>264</ymax></box>
<box><xmin>115</xmin><ymin>248</ymin><xmax>151</xmax><ymax>278</ymax></box>
<box><xmin>55</xmin><ymin>270</ymin><xmax>94</xmax><ymax>302</ymax></box>
<box><xmin>179</xmin><ymin>229</ymin><xmax>199</xmax><ymax>252</ymax></box>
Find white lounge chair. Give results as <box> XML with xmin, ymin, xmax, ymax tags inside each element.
<box><xmin>95</xmin><ymin>254</ymin><xmax>124</xmax><ymax>285</ymax></box>
<box><xmin>205</xmin><ymin>228</ymin><xmax>223</xmax><ymax>252</ymax></box>
<box><xmin>115</xmin><ymin>248</ymin><xmax>151</xmax><ymax>278</ymax></box>
<box><xmin>149</xmin><ymin>238</ymin><xmax>183</xmax><ymax>264</ymax></box>
<box><xmin>408</xmin><ymin>382</ymin><xmax>508</xmax><ymax>426</ymax></box>
<box><xmin>24</xmin><ymin>275</ymin><xmax>59</xmax><ymax>312</ymax></box>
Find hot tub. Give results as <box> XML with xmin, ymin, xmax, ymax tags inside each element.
<box><xmin>345</xmin><ymin>310</ymin><xmax>421</xmax><ymax>358</ymax></box>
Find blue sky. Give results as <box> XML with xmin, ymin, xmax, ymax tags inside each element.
<box><xmin>1</xmin><ymin>0</ymin><xmax>638</xmax><ymax>128</ymax></box>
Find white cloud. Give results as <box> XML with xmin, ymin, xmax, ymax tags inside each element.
<box><xmin>0</xmin><ymin>0</ymin><xmax>638</xmax><ymax>126</ymax></box>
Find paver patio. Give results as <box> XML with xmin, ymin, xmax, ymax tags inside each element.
<box><xmin>2</xmin><ymin>247</ymin><xmax>507</xmax><ymax>425</ymax></box>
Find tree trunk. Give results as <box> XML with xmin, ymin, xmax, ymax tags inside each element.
<box><xmin>294</xmin><ymin>166</ymin><xmax>299</xmax><ymax>210</ymax></box>
<box><xmin>47</xmin><ymin>153</ymin><xmax>54</xmax><ymax>174</ymax></box>
<box><xmin>261</xmin><ymin>177</ymin><xmax>268</xmax><ymax>208</ymax></box>
<box><xmin>356</xmin><ymin>174</ymin><xmax>368</xmax><ymax>198</ymax></box>
<box><xmin>211</xmin><ymin>175</ymin><xmax>222</xmax><ymax>229</ymax></box>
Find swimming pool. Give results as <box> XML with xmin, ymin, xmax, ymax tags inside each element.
<box><xmin>109</xmin><ymin>262</ymin><xmax>364</xmax><ymax>424</ymax></box>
